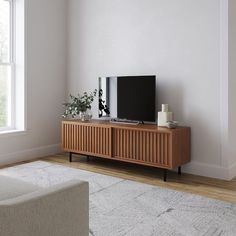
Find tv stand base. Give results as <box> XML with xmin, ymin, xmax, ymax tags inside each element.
<box><xmin>68</xmin><ymin>152</ymin><xmax>182</xmax><ymax>182</ymax></box>
<box><xmin>62</xmin><ymin>120</ymin><xmax>190</xmax><ymax>182</ymax></box>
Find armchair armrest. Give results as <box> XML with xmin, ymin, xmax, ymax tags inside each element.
<box><xmin>0</xmin><ymin>180</ymin><xmax>89</xmax><ymax>236</ymax></box>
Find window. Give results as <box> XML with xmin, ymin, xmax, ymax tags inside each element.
<box><xmin>0</xmin><ymin>0</ymin><xmax>14</xmax><ymax>131</ymax></box>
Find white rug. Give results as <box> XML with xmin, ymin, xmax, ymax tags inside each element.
<box><xmin>0</xmin><ymin>161</ymin><xmax>236</xmax><ymax>236</ymax></box>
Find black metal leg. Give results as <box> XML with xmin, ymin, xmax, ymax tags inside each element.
<box><xmin>69</xmin><ymin>152</ymin><xmax>72</xmax><ymax>162</ymax></box>
<box><xmin>178</xmin><ymin>166</ymin><xmax>181</xmax><ymax>175</ymax></box>
<box><xmin>86</xmin><ymin>156</ymin><xmax>90</xmax><ymax>162</ymax></box>
<box><xmin>163</xmin><ymin>169</ymin><xmax>167</xmax><ymax>182</ymax></box>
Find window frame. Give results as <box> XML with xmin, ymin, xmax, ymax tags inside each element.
<box><xmin>0</xmin><ymin>0</ymin><xmax>16</xmax><ymax>131</ymax></box>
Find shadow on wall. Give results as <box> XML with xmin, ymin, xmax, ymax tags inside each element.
<box><xmin>157</xmin><ymin>77</ymin><xmax>221</xmax><ymax>164</ymax></box>
<box><xmin>157</xmin><ymin>78</ymin><xmax>184</xmax><ymax>124</ymax></box>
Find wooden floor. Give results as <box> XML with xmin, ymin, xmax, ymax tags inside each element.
<box><xmin>1</xmin><ymin>153</ymin><xmax>235</xmax><ymax>203</ymax></box>
<box><xmin>41</xmin><ymin>153</ymin><xmax>236</xmax><ymax>204</ymax></box>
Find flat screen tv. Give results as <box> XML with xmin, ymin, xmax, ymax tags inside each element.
<box><xmin>98</xmin><ymin>75</ymin><xmax>156</xmax><ymax>123</ymax></box>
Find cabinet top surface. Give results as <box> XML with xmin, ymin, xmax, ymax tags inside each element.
<box><xmin>62</xmin><ymin>119</ymin><xmax>190</xmax><ymax>132</ymax></box>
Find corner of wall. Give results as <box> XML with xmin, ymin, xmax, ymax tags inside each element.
<box><xmin>183</xmin><ymin>161</ymin><xmax>231</xmax><ymax>180</ymax></box>
<box><xmin>229</xmin><ymin>162</ymin><xmax>236</xmax><ymax>180</ymax></box>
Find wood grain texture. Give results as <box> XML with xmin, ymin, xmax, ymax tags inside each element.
<box><xmin>62</xmin><ymin>120</ymin><xmax>191</xmax><ymax>170</ymax></box>
<box><xmin>113</xmin><ymin>128</ymin><xmax>171</xmax><ymax>167</ymax></box>
<box><xmin>62</xmin><ymin>122</ymin><xmax>112</xmax><ymax>158</ymax></box>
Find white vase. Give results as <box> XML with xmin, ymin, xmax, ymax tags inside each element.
<box><xmin>157</xmin><ymin>104</ymin><xmax>173</xmax><ymax>127</ymax></box>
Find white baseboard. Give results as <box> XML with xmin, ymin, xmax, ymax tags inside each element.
<box><xmin>1</xmin><ymin>145</ymin><xmax>235</xmax><ymax>181</ymax></box>
<box><xmin>182</xmin><ymin>161</ymin><xmax>231</xmax><ymax>180</ymax></box>
<box><xmin>0</xmin><ymin>143</ymin><xmax>61</xmax><ymax>166</ymax></box>
<box><xmin>229</xmin><ymin>162</ymin><xmax>236</xmax><ymax>180</ymax></box>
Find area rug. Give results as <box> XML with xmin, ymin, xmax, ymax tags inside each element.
<box><xmin>0</xmin><ymin>161</ymin><xmax>236</xmax><ymax>236</ymax></box>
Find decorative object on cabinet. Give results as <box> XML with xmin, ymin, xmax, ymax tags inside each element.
<box><xmin>62</xmin><ymin>89</ymin><xmax>97</xmax><ymax>119</ymax></box>
<box><xmin>157</xmin><ymin>104</ymin><xmax>173</xmax><ymax>127</ymax></box>
<box><xmin>166</xmin><ymin>120</ymin><xmax>178</xmax><ymax>129</ymax></box>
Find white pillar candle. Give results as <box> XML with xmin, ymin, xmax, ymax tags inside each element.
<box><xmin>162</xmin><ymin>104</ymin><xmax>169</xmax><ymax>112</ymax></box>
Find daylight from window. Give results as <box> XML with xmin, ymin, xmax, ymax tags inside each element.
<box><xmin>0</xmin><ymin>0</ymin><xmax>12</xmax><ymax>129</ymax></box>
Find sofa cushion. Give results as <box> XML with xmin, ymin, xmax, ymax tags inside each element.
<box><xmin>0</xmin><ymin>175</ymin><xmax>41</xmax><ymax>201</ymax></box>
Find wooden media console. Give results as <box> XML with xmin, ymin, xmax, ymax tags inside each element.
<box><xmin>62</xmin><ymin>120</ymin><xmax>191</xmax><ymax>181</ymax></box>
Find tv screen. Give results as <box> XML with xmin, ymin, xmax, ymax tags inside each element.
<box><xmin>98</xmin><ymin>75</ymin><xmax>156</xmax><ymax>122</ymax></box>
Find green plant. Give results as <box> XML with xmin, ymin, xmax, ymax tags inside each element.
<box><xmin>62</xmin><ymin>89</ymin><xmax>97</xmax><ymax>118</ymax></box>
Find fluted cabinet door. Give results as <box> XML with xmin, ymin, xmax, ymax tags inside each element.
<box><xmin>113</xmin><ymin>128</ymin><xmax>171</xmax><ymax>168</ymax></box>
<box><xmin>62</xmin><ymin>122</ymin><xmax>112</xmax><ymax>158</ymax></box>
<box><xmin>62</xmin><ymin>120</ymin><xmax>190</xmax><ymax>171</ymax></box>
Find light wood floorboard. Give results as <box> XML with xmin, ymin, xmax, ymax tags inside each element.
<box><xmin>1</xmin><ymin>153</ymin><xmax>236</xmax><ymax>203</ymax></box>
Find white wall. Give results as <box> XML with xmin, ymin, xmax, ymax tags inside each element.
<box><xmin>228</xmin><ymin>0</ymin><xmax>236</xmax><ymax>177</ymax></box>
<box><xmin>0</xmin><ymin>0</ymin><xmax>67</xmax><ymax>164</ymax></box>
<box><xmin>1</xmin><ymin>0</ymin><xmax>233</xmax><ymax>180</ymax></box>
<box><xmin>67</xmin><ymin>0</ymin><xmax>229</xmax><ymax>178</ymax></box>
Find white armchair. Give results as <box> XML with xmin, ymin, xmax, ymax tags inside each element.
<box><xmin>0</xmin><ymin>175</ymin><xmax>89</xmax><ymax>236</ymax></box>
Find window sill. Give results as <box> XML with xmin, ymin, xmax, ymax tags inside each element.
<box><xmin>0</xmin><ymin>129</ymin><xmax>27</xmax><ymax>138</ymax></box>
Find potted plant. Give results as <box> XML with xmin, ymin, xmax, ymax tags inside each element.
<box><xmin>62</xmin><ymin>89</ymin><xmax>97</xmax><ymax>121</ymax></box>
